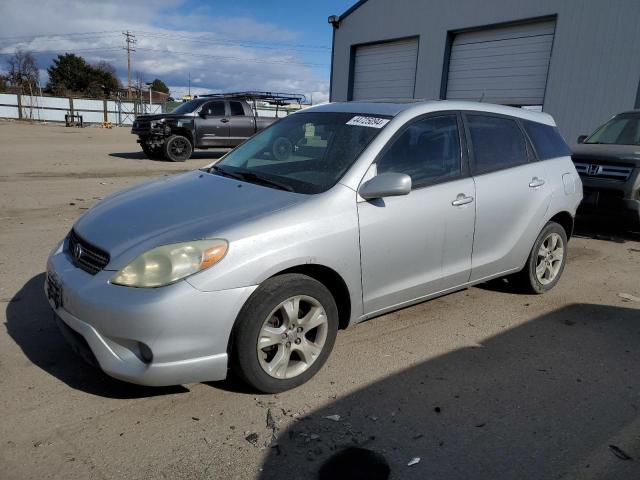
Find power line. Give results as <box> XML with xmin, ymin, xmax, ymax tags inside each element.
<box><xmin>134</xmin><ymin>47</ymin><xmax>329</xmax><ymax>67</ymax></box>
<box><xmin>0</xmin><ymin>31</ymin><xmax>121</xmax><ymax>41</ymax></box>
<box><xmin>135</xmin><ymin>31</ymin><xmax>331</xmax><ymax>50</ymax></box>
<box><xmin>0</xmin><ymin>47</ymin><xmax>122</xmax><ymax>55</ymax></box>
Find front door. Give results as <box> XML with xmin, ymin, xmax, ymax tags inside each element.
<box><xmin>358</xmin><ymin>113</ymin><xmax>476</xmax><ymax>315</ymax></box>
<box><xmin>196</xmin><ymin>101</ymin><xmax>228</xmax><ymax>146</ymax></box>
<box><xmin>463</xmin><ymin>113</ymin><xmax>552</xmax><ymax>281</ymax></box>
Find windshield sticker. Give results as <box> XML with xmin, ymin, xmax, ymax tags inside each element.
<box><xmin>346</xmin><ymin>116</ymin><xmax>390</xmax><ymax>129</ymax></box>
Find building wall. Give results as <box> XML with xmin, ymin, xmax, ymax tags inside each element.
<box><xmin>331</xmin><ymin>0</ymin><xmax>640</xmax><ymax>143</ymax></box>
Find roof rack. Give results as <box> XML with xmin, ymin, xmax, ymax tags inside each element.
<box><xmin>196</xmin><ymin>91</ymin><xmax>306</xmax><ymax>105</ymax></box>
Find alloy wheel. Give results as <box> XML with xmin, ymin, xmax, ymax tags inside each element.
<box><xmin>257</xmin><ymin>295</ymin><xmax>328</xmax><ymax>379</ymax></box>
<box><xmin>535</xmin><ymin>232</ymin><xmax>564</xmax><ymax>285</ymax></box>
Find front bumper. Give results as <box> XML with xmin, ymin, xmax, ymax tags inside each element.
<box><xmin>45</xmin><ymin>249</ymin><xmax>257</xmax><ymax>386</ymax></box>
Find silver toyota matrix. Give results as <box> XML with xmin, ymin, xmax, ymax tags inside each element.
<box><xmin>46</xmin><ymin>100</ymin><xmax>582</xmax><ymax>392</ymax></box>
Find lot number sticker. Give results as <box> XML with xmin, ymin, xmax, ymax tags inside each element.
<box><xmin>346</xmin><ymin>116</ymin><xmax>390</xmax><ymax>128</ymax></box>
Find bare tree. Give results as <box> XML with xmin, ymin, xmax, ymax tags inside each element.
<box><xmin>7</xmin><ymin>49</ymin><xmax>39</xmax><ymax>94</ymax></box>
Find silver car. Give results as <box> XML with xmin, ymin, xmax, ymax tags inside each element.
<box><xmin>46</xmin><ymin>100</ymin><xmax>582</xmax><ymax>392</ymax></box>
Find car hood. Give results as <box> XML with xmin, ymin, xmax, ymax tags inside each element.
<box><xmin>134</xmin><ymin>114</ymin><xmax>192</xmax><ymax>122</ymax></box>
<box><xmin>572</xmin><ymin>143</ymin><xmax>640</xmax><ymax>167</ymax></box>
<box><xmin>73</xmin><ymin>170</ymin><xmax>306</xmax><ymax>268</ymax></box>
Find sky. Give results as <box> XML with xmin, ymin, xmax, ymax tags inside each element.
<box><xmin>0</xmin><ymin>0</ymin><xmax>356</xmax><ymax>103</ymax></box>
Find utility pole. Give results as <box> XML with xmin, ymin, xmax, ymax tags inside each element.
<box><xmin>188</xmin><ymin>72</ymin><xmax>191</xmax><ymax>99</ymax></box>
<box><xmin>122</xmin><ymin>31</ymin><xmax>136</xmax><ymax>99</ymax></box>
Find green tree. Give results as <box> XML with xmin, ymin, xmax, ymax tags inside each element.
<box><xmin>92</xmin><ymin>61</ymin><xmax>121</xmax><ymax>96</ymax></box>
<box><xmin>46</xmin><ymin>54</ymin><xmax>121</xmax><ymax>97</ymax></box>
<box><xmin>46</xmin><ymin>53</ymin><xmax>92</xmax><ymax>96</ymax></box>
<box><xmin>0</xmin><ymin>75</ymin><xmax>7</xmax><ymax>92</ymax></box>
<box><xmin>150</xmin><ymin>78</ymin><xmax>169</xmax><ymax>94</ymax></box>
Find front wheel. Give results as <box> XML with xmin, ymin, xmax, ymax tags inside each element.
<box><xmin>163</xmin><ymin>134</ymin><xmax>192</xmax><ymax>162</ymax></box>
<box><xmin>231</xmin><ymin>274</ymin><xmax>338</xmax><ymax>393</ymax></box>
<box><xmin>141</xmin><ymin>142</ymin><xmax>163</xmax><ymax>160</ymax></box>
<box><xmin>513</xmin><ymin>221</ymin><xmax>568</xmax><ymax>294</ymax></box>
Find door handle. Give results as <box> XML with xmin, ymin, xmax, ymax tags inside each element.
<box><xmin>452</xmin><ymin>193</ymin><xmax>474</xmax><ymax>206</ymax></box>
<box><xmin>220</xmin><ymin>118</ymin><xmax>229</xmax><ymax>123</ymax></box>
<box><xmin>529</xmin><ymin>177</ymin><xmax>545</xmax><ymax>188</ymax></box>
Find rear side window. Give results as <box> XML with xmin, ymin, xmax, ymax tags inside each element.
<box><xmin>522</xmin><ymin>120</ymin><xmax>571</xmax><ymax>159</ymax></box>
<box><xmin>229</xmin><ymin>101</ymin><xmax>245</xmax><ymax>116</ymax></box>
<box><xmin>467</xmin><ymin>115</ymin><xmax>527</xmax><ymax>175</ymax></box>
<box><xmin>377</xmin><ymin>115</ymin><xmax>461</xmax><ymax>187</ymax></box>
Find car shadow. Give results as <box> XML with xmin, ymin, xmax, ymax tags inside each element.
<box><xmin>574</xmin><ymin>214</ymin><xmax>640</xmax><ymax>243</ymax></box>
<box><xmin>108</xmin><ymin>149</ymin><xmax>230</xmax><ymax>162</ymax></box>
<box><xmin>259</xmin><ymin>303</ymin><xmax>640</xmax><ymax>479</ymax></box>
<box><xmin>5</xmin><ymin>273</ymin><xmax>189</xmax><ymax>399</ymax></box>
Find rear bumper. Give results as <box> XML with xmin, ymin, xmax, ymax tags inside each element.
<box><xmin>46</xmin><ymin>250</ymin><xmax>257</xmax><ymax>386</ymax></box>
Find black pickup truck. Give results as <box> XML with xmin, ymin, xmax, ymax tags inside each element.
<box><xmin>131</xmin><ymin>92</ymin><xmax>305</xmax><ymax>161</ymax></box>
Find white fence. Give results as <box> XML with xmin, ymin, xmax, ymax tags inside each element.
<box><xmin>0</xmin><ymin>93</ymin><xmax>163</xmax><ymax>125</ymax></box>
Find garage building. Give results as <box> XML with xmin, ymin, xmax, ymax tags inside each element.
<box><xmin>328</xmin><ymin>0</ymin><xmax>640</xmax><ymax>143</ymax></box>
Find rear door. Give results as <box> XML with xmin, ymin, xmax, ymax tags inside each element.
<box><xmin>358</xmin><ymin>113</ymin><xmax>476</xmax><ymax>314</ymax></box>
<box><xmin>464</xmin><ymin>113</ymin><xmax>551</xmax><ymax>281</ymax></box>
<box><xmin>195</xmin><ymin>101</ymin><xmax>228</xmax><ymax>146</ymax></box>
<box><xmin>226</xmin><ymin>100</ymin><xmax>257</xmax><ymax>146</ymax></box>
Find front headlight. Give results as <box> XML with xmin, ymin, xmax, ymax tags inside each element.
<box><xmin>111</xmin><ymin>239</ymin><xmax>228</xmax><ymax>288</ymax></box>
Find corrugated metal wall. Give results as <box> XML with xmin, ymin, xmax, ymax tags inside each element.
<box><xmin>351</xmin><ymin>38</ymin><xmax>419</xmax><ymax>100</ymax></box>
<box><xmin>331</xmin><ymin>0</ymin><xmax>640</xmax><ymax>143</ymax></box>
<box><xmin>446</xmin><ymin>20</ymin><xmax>555</xmax><ymax>105</ymax></box>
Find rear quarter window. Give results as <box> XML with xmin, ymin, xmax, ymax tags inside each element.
<box><xmin>522</xmin><ymin>120</ymin><xmax>571</xmax><ymax>160</ymax></box>
<box><xmin>467</xmin><ymin>114</ymin><xmax>528</xmax><ymax>175</ymax></box>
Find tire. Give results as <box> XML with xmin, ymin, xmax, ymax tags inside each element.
<box><xmin>513</xmin><ymin>221</ymin><xmax>568</xmax><ymax>294</ymax></box>
<box><xmin>141</xmin><ymin>142</ymin><xmax>163</xmax><ymax>160</ymax></box>
<box><xmin>272</xmin><ymin>137</ymin><xmax>293</xmax><ymax>161</ymax></box>
<box><xmin>163</xmin><ymin>134</ymin><xmax>192</xmax><ymax>162</ymax></box>
<box><xmin>231</xmin><ymin>273</ymin><xmax>339</xmax><ymax>393</ymax></box>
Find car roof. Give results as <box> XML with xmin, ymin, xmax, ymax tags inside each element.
<box><xmin>305</xmin><ymin>99</ymin><xmax>556</xmax><ymax>126</ymax></box>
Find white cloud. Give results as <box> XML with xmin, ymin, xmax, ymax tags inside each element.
<box><xmin>0</xmin><ymin>0</ymin><xmax>330</xmax><ymax>103</ymax></box>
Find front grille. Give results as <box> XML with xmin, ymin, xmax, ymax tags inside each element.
<box><xmin>67</xmin><ymin>230</ymin><xmax>110</xmax><ymax>275</ymax></box>
<box><xmin>573</xmin><ymin>161</ymin><xmax>633</xmax><ymax>181</ymax></box>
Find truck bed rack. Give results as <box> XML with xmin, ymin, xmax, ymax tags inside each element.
<box><xmin>196</xmin><ymin>91</ymin><xmax>306</xmax><ymax>105</ymax></box>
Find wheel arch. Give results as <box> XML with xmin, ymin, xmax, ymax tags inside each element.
<box><xmin>272</xmin><ymin>264</ymin><xmax>352</xmax><ymax>331</ymax></box>
<box><xmin>549</xmin><ymin>211</ymin><xmax>574</xmax><ymax>239</ymax></box>
<box><xmin>171</xmin><ymin>128</ymin><xmax>194</xmax><ymax>146</ymax></box>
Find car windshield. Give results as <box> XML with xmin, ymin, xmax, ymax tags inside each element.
<box><xmin>585</xmin><ymin>115</ymin><xmax>640</xmax><ymax>145</ymax></box>
<box><xmin>169</xmin><ymin>99</ymin><xmax>208</xmax><ymax>115</ymax></box>
<box><xmin>210</xmin><ymin>112</ymin><xmax>390</xmax><ymax>194</ymax></box>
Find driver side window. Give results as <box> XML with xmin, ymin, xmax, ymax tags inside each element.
<box><xmin>377</xmin><ymin>115</ymin><xmax>461</xmax><ymax>187</ymax></box>
<box><xmin>203</xmin><ymin>101</ymin><xmax>225</xmax><ymax>117</ymax></box>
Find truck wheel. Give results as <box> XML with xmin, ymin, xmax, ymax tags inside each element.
<box><xmin>231</xmin><ymin>274</ymin><xmax>338</xmax><ymax>393</ymax></box>
<box><xmin>141</xmin><ymin>143</ymin><xmax>163</xmax><ymax>160</ymax></box>
<box><xmin>163</xmin><ymin>135</ymin><xmax>192</xmax><ymax>162</ymax></box>
<box><xmin>272</xmin><ymin>137</ymin><xmax>292</xmax><ymax>161</ymax></box>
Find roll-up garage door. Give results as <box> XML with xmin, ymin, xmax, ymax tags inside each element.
<box><xmin>351</xmin><ymin>38</ymin><xmax>419</xmax><ymax>100</ymax></box>
<box><xmin>446</xmin><ymin>20</ymin><xmax>555</xmax><ymax>106</ymax></box>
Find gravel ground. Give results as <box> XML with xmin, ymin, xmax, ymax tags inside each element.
<box><xmin>0</xmin><ymin>120</ymin><xmax>639</xmax><ymax>480</ymax></box>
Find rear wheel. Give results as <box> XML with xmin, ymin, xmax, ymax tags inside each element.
<box><xmin>513</xmin><ymin>221</ymin><xmax>568</xmax><ymax>293</ymax></box>
<box><xmin>231</xmin><ymin>274</ymin><xmax>338</xmax><ymax>393</ymax></box>
<box><xmin>163</xmin><ymin>134</ymin><xmax>192</xmax><ymax>162</ymax></box>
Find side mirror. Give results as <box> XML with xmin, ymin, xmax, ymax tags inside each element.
<box><xmin>359</xmin><ymin>172</ymin><xmax>412</xmax><ymax>200</ymax></box>
<box><xmin>577</xmin><ymin>135</ymin><xmax>588</xmax><ymax>144</ymax></box>
<box><xmin>199</xmin><ymin>110</ymin><xmax>208</xmax><ymax>118</ymax></box>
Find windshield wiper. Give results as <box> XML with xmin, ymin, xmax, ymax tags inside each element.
<box><xmin>209</xmin><ymin>166</ymin><xmax>294</xmax><ymax>192</ymax></box>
